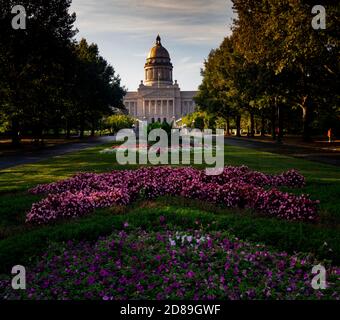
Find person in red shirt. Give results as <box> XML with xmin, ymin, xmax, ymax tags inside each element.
<box><xmin>328</xmin><ymin>128</ymin><xmax>332</xmax><ymax>143</ymax></box>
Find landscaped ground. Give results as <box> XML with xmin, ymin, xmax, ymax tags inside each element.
<box><xmin>0</xmin><ymin>142</ymin><xmax>339</xmax><ymax>299</ymax></box>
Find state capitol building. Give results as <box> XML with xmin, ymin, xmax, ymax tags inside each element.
<box><xmin>123</xmin><ymin>35</ymin><xmax>198</xmax><ymax>123</ymax></box>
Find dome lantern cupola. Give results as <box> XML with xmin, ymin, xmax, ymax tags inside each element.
<box><xmin>144</xmin><ymin>35</ymin><xmax>173</xmax><ymax>87</ymax></box>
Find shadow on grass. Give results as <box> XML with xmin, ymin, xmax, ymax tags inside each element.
<box><xmin>0</xmin><ymin>197</ymin><xmax>339</xmax><ymax>275</ymax></box>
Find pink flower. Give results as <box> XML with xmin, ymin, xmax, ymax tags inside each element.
<box><xmin>26</xmin><ymin>166</ymin><xmax>318</xmax><ymax>224</ymax></box>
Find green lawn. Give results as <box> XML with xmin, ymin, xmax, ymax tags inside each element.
<box><xmin>0</xmin><ymin>142</ymin><xmax>339</xmax><ymax>272</ymax></box>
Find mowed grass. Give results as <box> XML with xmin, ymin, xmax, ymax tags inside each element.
<box><xmin>1</xmin><ymin>199</ymin><xmax>340</xmax><ymax>274</ymax></box>
<box><xmin>0</xmin><ymin>142</ymin><xmax>339</xmax><ymax>255</ymax></box>
<box><xmin>0</xmin><ymin>145</ymin><xmax>340</xmax><ymax>273</ymax></box>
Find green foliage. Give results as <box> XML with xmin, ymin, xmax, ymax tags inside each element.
<box><xmin>0</xmin><ymin>113</ymin><xmax>10</xmax><ymax>134</ymax></box>
<box><xmin>0</xmin><ymin>201</ymin><xmax>339</xmax><ymax>275</ymax></box>
<box><xmin>182</xmin><ymin>111</ymin><xmax>206</xmax><ymax>130</ymax></box>
<box><xmin>215</xmin><ymin>117</ymin><xmax>228</xmax><ymax>130</ymax></box>
<box><xmin>147</xmin><ymin>121</ymin><xmax>172</xmax><ymax>136</ymax></box>
<box><xmin>71</xmin><ymin>39</ymin><xmax>126</xmax><ymax>137</ymax></box>
<box><xmin>0</xmin><ymin>0</ymin><xmax>77</xmax><ymax>143</ymax></box>
<box><xmin>231</xmin><ymin>0</ymin><xmax>340</xmax><ymax>140</ymax></box>
<box><xmin>104</xmin><ymin>114</ymin><xmax>134</xmax><ymax>134</ymax></box>
<box><xmin>0</xmin><ymin>1</ymin><xmax>126</xmax><ymax>143</ymax></box>
<box><xmin>197</xmin><ymin>1</ymin><xmax>340</xmax><ymax>140</ymax></box>
<box><xmin>182</xmin><ymin>111</ymin><xmax>222</xmax><ymax>131</ymax></box>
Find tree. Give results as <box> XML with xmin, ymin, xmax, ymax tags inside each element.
<box><xmin>195</xmin><ymin>37</ymin><xmax>242</xmax><ymax>135</ymax></box>
<box><xmin>72</xmin><ymin>39</ymin><xmax>126</xmax><ymax>138</ymax></box>
<box><xmin>0</xmin><ymin>0</ymin><xmax>77</xmax><ymax>145</ymax></box>
<box><xmin>104</xmin><ymin>114</ymin><xmax>134</xmax><ymax>134</ymax></box>
<box><xmin>196</xmin><ymin>36</ymin><xmax>275</xmax><ymax>138</ymax></box>
<box><xmin>232</xmin><ymin>0</ymin><xmax>340</xmax><ymax>141</ymax></box>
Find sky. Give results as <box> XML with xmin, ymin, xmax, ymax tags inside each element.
<box><xmin>70</xmin><ymin>0</ymin><xmax>235</xmax><ymax>91</ymax></box>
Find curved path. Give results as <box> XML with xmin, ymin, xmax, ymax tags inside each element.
<box><xmin>224</xmin><ymin>137</ymin><xmax>340</xmax><ymax>167</ymax></box>
<box><xmin>0</xmin><ymin>136</ymin><xmax>116</xmax><ymax>170</ymax></box>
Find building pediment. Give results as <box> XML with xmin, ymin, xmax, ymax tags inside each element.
<box><xmin>139</xmin><ymin>89</ymin><xmax>177</xmax><ymax>99</ymax></box>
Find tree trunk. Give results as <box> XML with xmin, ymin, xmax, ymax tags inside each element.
<box><xmin>236</xmin><ymin>115</ymin><xmax>241</xmax><ymax>137</ymax></box>
<box><xmin>250</xmin><ymin>113</ymin><xmax>255</xmax><ymax>137</ymax></box>
<box><xmin>277</xmin><ymin>103</ymin><xmax>283</xmax><ymax>144</ymax></box>
<box><xmin>32</xmin><ymin>124</ymin><xmax>43</xmax><ymax>145</ymax></box>
<box><xmin>66</xmin><ymin>120</ymin><xmax>71</xmax><ymax>139</ymax></box>
<box><xmin>271</xmin><ymin>104</ymin><xmax>276</xmax><ymax>140</ymax></box>
<box><xmin>261</xmin><ymin>114</ymin><xmax>266</xmax><ymax>136</ymax></box>
<box><xmin>11</xmin><ymin>118</ymin><xmax>20</xmax><ymax>146</ymax></box>
<box><xmin>53</xmin><ymin>127</ymin><xmax>60</xmax><ymax>138</ymax></box>
<box><xmin>301</xmin><ymin>96</ymin><xmax>313</xmax><ymax>142</ymax></box>
<box><xmin>226</xmin><ymin>116</ymin><xmax>230</xmax><ymax>136</ymax></box>
<box><xmin>79</xmin><ymin>115</ymin><xmax>85</xmax><ymax>139</ymax></box>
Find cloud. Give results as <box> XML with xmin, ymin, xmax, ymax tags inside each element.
<box><xmin>70</xmin><ymin>0</ymin><xmax>235</xmax><ymax>90</ymax></box>
<box><xmin>71</xmin><ymin>0</ymin><xmax>234</xmax><ymax>45</ymax></box>
<box><xmin>176</xmin><ymin>61</ymin><xmax>203</xmax><ymax>71</ymax></box>
<box><xmin>132</xmin><ymin>52</ymin><xmax>149</xmax><ymax>57</ymax></box>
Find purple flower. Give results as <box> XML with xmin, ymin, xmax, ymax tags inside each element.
<box><xmin>26</xmin><ymin>166</ymin><xmax>318</xmax><ymax>224</ymax></box>
<box><xmin>87</xmin><ymin>276</ymin><xmax>96</xmax><ymax>285</ymax></box>
<box><xmin>100</xmin><ymin>269</ymin><xmax>110</xmax><ymax>277</ymax></box>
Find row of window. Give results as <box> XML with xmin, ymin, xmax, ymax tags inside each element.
<box><xmin>125</xmin><ymin>100</ymin><xmax>195</xmax><ymax>117</ymax></box>
<box><xmin>145</xmin><ymin>68</ymin><xmax>172</xmax><ymax>81</ymax></box>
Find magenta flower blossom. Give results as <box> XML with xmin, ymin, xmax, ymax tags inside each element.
<box><xmin>1</xmin><ymin>228</ymin><xmax>338</xmax><ymax>300</ymax></box>
<box><xmin>26</xmin><ymin>166</ymin><xmax>317</xmax><ymax>224</ymax></box>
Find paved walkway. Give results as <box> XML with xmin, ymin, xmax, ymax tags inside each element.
<box><xmin>224</xmin><ymin>137</ymin><xmax>340</xmax><ymax>167</ymax></box>
<box><xmin>0</xmin><ymin>136</ymin><xmax>116</xmax><ymax>170</ymax></box>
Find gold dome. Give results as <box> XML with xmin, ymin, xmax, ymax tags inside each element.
<box><xmin>144</xmin><ymin>35</ymin><xmax>173</xmax><ymax>86</ymax></box>
<box><xmin>147</xmin><ymin>35</ymin><xmax>170</xmax><ymax>60</ymax></box>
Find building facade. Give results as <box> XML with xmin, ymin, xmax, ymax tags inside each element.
<box><xmin>124</xmin><ymin>35</ymin><xmax>197</xmax><ymax>123</ymax></box>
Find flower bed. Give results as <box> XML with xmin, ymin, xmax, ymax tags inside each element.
<box><xmin>1</xmin><ymin>226</ymin><xmax>339</xmax><ymax>300</ymax></box>
<box><xmin>27</xmin><ymin>166</ymin><xmax>318</xmax><ymax>224</ymax></box>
